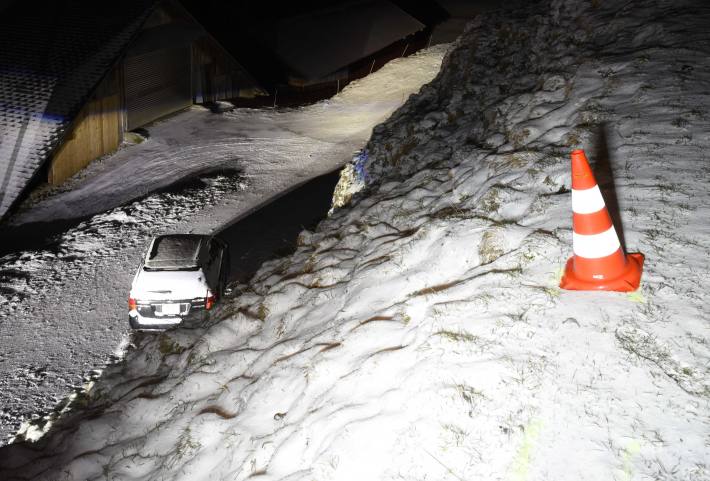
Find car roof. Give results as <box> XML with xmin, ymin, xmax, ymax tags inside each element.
<box><xmin>144</xmin><ymin>234</ymin><xmax>211</xmax><ymax>270</ymax></box>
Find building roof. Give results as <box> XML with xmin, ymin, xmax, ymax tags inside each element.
<box><xmin>0</xmin><ymin>1</ymin><xmax>158</xmax><ymax>221</ymax></box>
<box><xmin>250</xmin><ymin>0</ymin><xmax>425</xmax><ymax>81</ymax></box>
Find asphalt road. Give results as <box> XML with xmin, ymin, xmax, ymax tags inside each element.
<box><xmin>217</xmin><ymin>170</ymin><xmax>340</xmax><ymax>284</ymax></box>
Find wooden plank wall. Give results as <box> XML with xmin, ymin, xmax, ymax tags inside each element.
<box><xmin>48</xmin><ymin>67</ymin><xmax>123</xmax><ymax>185</ymax></box>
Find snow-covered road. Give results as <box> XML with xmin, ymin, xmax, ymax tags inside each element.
<box><xmin>0</xmin><ymin>45</ymin><xmax>447</xmax><ymax>444</ymax></box>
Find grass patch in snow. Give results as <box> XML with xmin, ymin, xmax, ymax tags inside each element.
<box><xmin>159</xmin><ymin>335</ymin><xmax>187</xmax><ymax>357</ymax></box>
<box><xmin>168</xmin><ymin>426</ymin><xmax>202</xmax><ymax>469</ymax></box>
<box><xmin>491</xmin><ymin>152</ymin><xmax>532</xmax><ymax>173</ymax></box>
<box><xmin>435</xmin><ymin>330</ymin><xmax>478</xmax><ymax>343</ymax></box>
<box><xmin>441</xmin><ymin>423</ymin><xmax>469</xmax><ymax>448</ymax></box>
<box><xmin>479</xmin><ymin>189</ymin><xmax>501</xmax><ymax>214</ymax></box>
<box><xmin>479</xmin><ymin>229</ymin><xmax>505</xmax><ymax>264</ymax></box>
<box><xmin>257</xmin><ymin>303</ymin><xmax>270</xmax><ymax>321</ymax></box>
<box><xmin>615</xmin><ymin>322</ymin><xmax>709</xmax><ymax>397</ymax></box>
<box><xmin>428</xmin><ymin>205</ymin><xmax>472</xmax><ymax>220</ymax></box>
<box><xmin>455</xmin><ymin>383</ymin><xmax>487</xmax><ymax>417</ymax></box>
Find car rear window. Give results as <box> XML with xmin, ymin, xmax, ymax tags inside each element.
<box><xmin>145</xmin><ymin>235</ymin><xmax>203</xmax><ymax>270</ymax></box>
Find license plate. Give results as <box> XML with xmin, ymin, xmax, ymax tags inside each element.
<box><xmin>162</xmin><ymin>303</ymin><xmax>181</xmax><ymax>315</ymax></box>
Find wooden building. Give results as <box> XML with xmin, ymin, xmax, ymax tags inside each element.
<box><xmin>0</xmin><ymin>0</ymin><xmax>265</xmax><ymax>219</ymax></box>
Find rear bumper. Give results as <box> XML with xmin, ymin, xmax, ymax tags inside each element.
<box><xmin>129</xmin><ymin>309</ymin><xmax>207</xmax><ymax>330</ymax></box>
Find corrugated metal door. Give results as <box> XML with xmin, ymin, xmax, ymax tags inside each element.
<box><xmin>124</xmin><ymin>46</ymin><xmax>191</xmax><ymax>130</ymax></box>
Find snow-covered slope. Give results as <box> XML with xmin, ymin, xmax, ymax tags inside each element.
<box><xmin>2</xmin><ymin>0</ymin><xmax>709</xmax><ymax>479</ymax></box>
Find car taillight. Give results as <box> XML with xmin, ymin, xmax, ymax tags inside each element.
<box><xmin>128</xmin><ymin>297</ymin><xmax>137</xmax><ymax>311</ymax></box>
<box><xmin>205</xmin><ymin>291</ymin><xmax>216</xmax><ymax>310</ymax></box>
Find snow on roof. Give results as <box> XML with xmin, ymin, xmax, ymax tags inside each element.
<box><xmin>0</xmin><ymin>0</ymin><xmax>157</xmax><ymax>221</ymax></box>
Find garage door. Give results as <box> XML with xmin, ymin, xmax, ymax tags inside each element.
<box><xmin>124</xmin><ymin>46</ymin><xmax>191</xmax><ymax>130</ymax></box>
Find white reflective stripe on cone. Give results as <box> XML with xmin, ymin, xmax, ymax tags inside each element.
<box><xmin>572</xmin><ymin>185</ymin><xmax>606</xmax><ymax>214</ymax></box>
<box><xmin>572</xmin><ymin>225</ymin><xmax>621</xmax><ymax>258</ymax></box>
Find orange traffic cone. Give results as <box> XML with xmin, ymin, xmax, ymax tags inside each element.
<box><xmin>560</xmin><ymin>149</ymin><xmax>643</xmax><ymax>291</ymax></box>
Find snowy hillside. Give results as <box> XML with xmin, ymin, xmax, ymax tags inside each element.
<box><xmin>1</xmin><ymin>0</ymin><xmax>709</xmax><ymax>480</ymax></box>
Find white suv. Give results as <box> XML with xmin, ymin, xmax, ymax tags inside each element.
<box><xmin>129</xmin><ymin>234</ymin><xmax>229</xmax><ymax>330</ymax></box>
